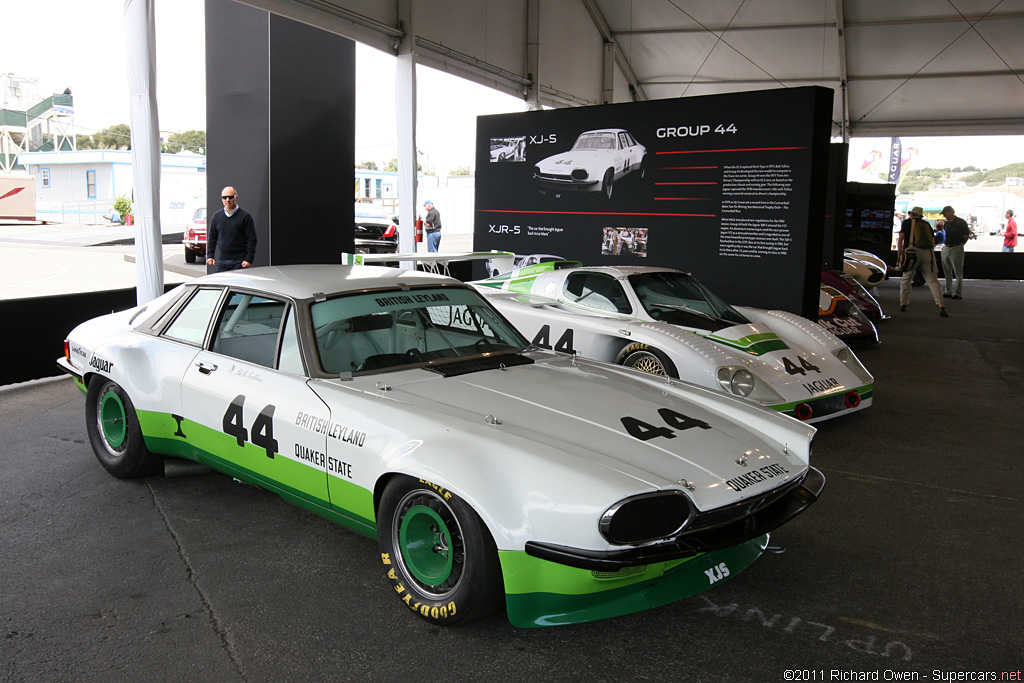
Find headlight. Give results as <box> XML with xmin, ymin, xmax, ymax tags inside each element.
<box><xmin>832</xmin><ymin>347</ymin><xmax>872</xmax><ymax>382</ymax></box>
<box><xmin>730</xmin><ymin>369</ymin><xmax>755</xmax><ymax>396</ymax></box>
<box><xmin>571</xmin><ymin>168</ymin><xmax>589</xmax><ymax>180</ymax></box>
<box><xmin>716</xmin><ymin>366</ymin><xmax>783</xmax><ymax>403</ymax></box>
<box><xmin>600</xmin><ymin>491</ymin><xmax>695</xmax><ymax>545</ymax></box>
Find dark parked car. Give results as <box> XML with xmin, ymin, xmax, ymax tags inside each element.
<box><xmin>354</xmin><ymin>203</ymin><xmax>398</xmax><ymax>253</ymax></box>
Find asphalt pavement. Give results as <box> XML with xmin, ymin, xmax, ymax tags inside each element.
<box><xmin>1</xmin><ymin>276</ymin><xmax>1022</xmax><ymax>682</ymax></box>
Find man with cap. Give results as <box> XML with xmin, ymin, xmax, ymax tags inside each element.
<box><xmin>940</xmin><ymin>205</ymin><xmax>969</xmax><ymax>299</ymax></box>
<box><xmin>423</xmin><ymin>199</ymin><xmax>442</xmax><ymax>252</ymax></box>
<box><xmin>897</xmin><ymin>206</ymin><xmax>948</xmax><ymax>317</ymax></box>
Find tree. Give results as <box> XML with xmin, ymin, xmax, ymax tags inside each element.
<box><xmin>383</xmin><ymin>158</ymin><xmax>423</xmax><ymax>173</ymax></box>
<box><xmin>356</xmin><ymin>161</ymin><xmax>378</xmax><ymax>170</ymax></box>
<box><xmin>75</xmin><ymin>134</ymin><xmax>95</xmax><ymax>150</ymax></box>
<box><xmin>166</xmin><ymin>130</ymin><xmax>206</xmax><ymax>154</ymax></box>
<box><xmin>92</xmin><ymin>124</ymin><xmax>131</xmax><ymax>150</ymax></box>
<box><xmin>451</xmin><ymin>166</ymin><xmax>471</xmax><ymax>176</ymax></box>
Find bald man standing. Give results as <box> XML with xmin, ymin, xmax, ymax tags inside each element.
<box><xmin>207</xmin><ymin>186</ymin><xmax>257</xmax><ymax>272</ymax></box>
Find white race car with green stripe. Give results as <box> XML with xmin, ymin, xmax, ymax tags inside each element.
<box><xmin>58</xmin><ymin>265</ymin><xmax>823</xmax><ymax>628</ymax></box>
<box><xmin>475</xmin><ymin>262</ymin><xmax>873</xmax><ymax>423</ymax></box>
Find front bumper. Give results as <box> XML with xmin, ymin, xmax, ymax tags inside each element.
<box><xmin>504</xmin><ymin>534</ymin><xmax>769</xmax><ymax>627</ymax></box>
<box><xmin>533</xmin><ymin>173</ymin><xmax>600</xmax><ymax>192</ymax></box>
<box><xmin>525</xmin><ymin>467</ymin><xmax>824</xmax><ymax>571</ymax></box>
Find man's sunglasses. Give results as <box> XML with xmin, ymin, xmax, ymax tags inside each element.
<box><xmin>221</xmin><ymin>195</ymin><xmax>236</xmax><ymax>199</ymax></box>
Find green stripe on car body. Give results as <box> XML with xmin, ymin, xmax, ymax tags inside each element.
<box><xmin>770</xmin><ymin>383</ymin><xmax>874</xmax><ymax>415</ymax></box>
<box><xmin>703</xmin><ymin>331</ymin><xmax>789</xmax><ymax>356</ymax></box>
<box><xmin>137</xmin><ymin>409</ymin><xmax>377</xmax><ymax>535</ymax></box>
<box><xmin>500</xmin><ymin>535</ymin><xmax>768</xmax><ymax>628</ymax></box>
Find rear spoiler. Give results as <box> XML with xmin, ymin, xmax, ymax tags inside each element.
<box><xmin>341</xmin><ymin>251</ymin><xmax>515</xmax><ymax>278</ymax></box>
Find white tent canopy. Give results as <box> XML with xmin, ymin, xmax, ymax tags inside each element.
<box><xmin>239</xmin><ymin>0</ymin><xmax>1024</xmax><ymax>138</ymax></box>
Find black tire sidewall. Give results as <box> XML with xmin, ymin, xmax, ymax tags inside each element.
<box><xmin>85</xmin><ymin>378</ymin><xmax>160</xmax><ymax>479</ymax></box>
<box><xmin>378</xmin><ymin>477</ymin><xmax>503</xmax><ymax>625</ymax></box>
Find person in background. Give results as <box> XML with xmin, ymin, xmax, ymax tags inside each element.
<box><xmin>1003</xmin><ymin>209</ymin><xmax>1017</xmax><ymax>253</ymax></box>
<box><xmin>898</xmin><ymin>206</ymin><xmax>948</xmax><ymax>317</ymax></box>
<box><xmin>940</xmin><ymin>205</ymin><xmax>969</xmax><ymax>300</ymax></box>
<box><xmin>206</xmin><ymin>186</ymin><xmax>257</xmax><ymax>272</ymax></box>
<box><xmin>423</xmin><ymin>199</ymin><xmax>442</xmax><ymax>252</ymax></box>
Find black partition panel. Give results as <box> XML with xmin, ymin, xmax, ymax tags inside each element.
<box><xmin>844</xmin><ymin>181</ymin><xmax>897</xmax><ymax>264</ymax></box>
<box><xmin>206</xmin><ymin>0</ymin><xmax>354</xmax><ymax>267</ymax></box>
<box><xmin>475</xmin><ymin>87</ymin><xmax>834</xmax><ymax>318</ymax></box>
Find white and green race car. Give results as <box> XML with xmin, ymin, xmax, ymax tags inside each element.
<box><xmin>475</xmin><ymin>262</ymin><xmax>874</xmax><ymax>423</ymax></box>
<box><xmin>58</xmin><ymin>265</ymin><xmax>823</xmax><ymax>628</ymax></box>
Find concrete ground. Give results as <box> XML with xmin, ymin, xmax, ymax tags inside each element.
<box><xmin>1</xmin><ymin>275</ymin><xmax>1021</xmax><ymax>680</ymax></box>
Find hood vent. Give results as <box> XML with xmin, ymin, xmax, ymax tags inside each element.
<box><xmin>425</xmin><ymin>353</ymin><xmax>534</xmax><ymax>378</ymax></box>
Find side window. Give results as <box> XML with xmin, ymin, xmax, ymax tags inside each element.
<box><xmin>277</xmin><ymin>306</ymin><xmax>305</xmax><ymax>375</ymax></box>
<box><xmin>212</xmin><ymin>293</ymin><xmax>286</xmax><ymax>368</ymax></box>
<box><xmin>563</xmin><ymin>273</ymin><xmax>632</xmax><ymax>314</ymax></box>
<box><xmin>163</xmin><ymin>289</ymin><xmax>223</xmax><ymax>345</ymax></box>
<box><xmin>618</xmin><ymin>132</ymin><xmax>628</xmax><ymax>149</ymax></box>
<box><xmin>41</xmin><ymin>168</ymin><xmax>51</xmax><ymax>188</ymax></box>
<box><xmin>86</xmin><ymin>169</ymin><xmax>97</xmax><ymax>199</ymax></box>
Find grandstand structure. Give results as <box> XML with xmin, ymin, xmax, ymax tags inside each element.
<box><xmin>1</xmin><ymin>74</ymin><xmax>75</xmax><ymax>173</ymax></box>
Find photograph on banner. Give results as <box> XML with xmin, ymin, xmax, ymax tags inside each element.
<box><xmin>474</xmin><ymin>87</ymin><xmax>834</xmax><ymax>317</ymax></box>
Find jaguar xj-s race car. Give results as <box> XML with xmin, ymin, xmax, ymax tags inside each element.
<box><xmin>533</xmin><ymin>128</ymin><xmax>647</xmax><ymax>199</ymax></box>
<box><xmin>475</xmin><ymin>262</ymin><xmax>874</xmax><ymax>423</ymax></box>
<box><xmin>58</xmin><ymin>265</ymin><xmax>823</xmax><ymax>628</ymax></box>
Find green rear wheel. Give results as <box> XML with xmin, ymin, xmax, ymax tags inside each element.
<box><xmin>85</xmin><ymin>378</ymin><xmax>161</xmax><ymax>479</ymax></box>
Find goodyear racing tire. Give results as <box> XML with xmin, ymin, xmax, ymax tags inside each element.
<box><xmin>85</xmin><ymin>378</ymin><xmax>162</xmax><ymax>479</ymax></box>
<box><xmin>378</xmin><ymin>477</ymin><xmax>503</xmax><ymax>625</ymax></box>
<box><xmin>620</xmin><ymin>344</ymin><xmax>678</xmax><ymax>378</ymax></box>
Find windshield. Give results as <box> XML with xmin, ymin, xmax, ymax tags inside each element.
<box><xmin>572</xmin><ymin>133</ymin><xmax>616</xmax><ymax>151</ymax></box>
<box><xmin>629</xmin><ymin>271</ymin><xmax>749</xmax><ymax>331</ymax></box>
<box><xmin>310</xmin><ymin>286</ymin><xmax>528</xmax><ymax>374</ymax></box>
<box><xmin>354</xmin><ymin>204</ymin><xmax>389</xmax><ymax>219</ymax></box>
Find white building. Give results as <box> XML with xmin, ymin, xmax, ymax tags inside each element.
<box><xmin>16</xmin><ymin>149</ymin><xmax>206</xmax><ymax>226</ymax></box>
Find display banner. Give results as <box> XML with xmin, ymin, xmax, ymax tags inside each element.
<box><xmin>475</xmin><ymin>87</ymin><xmax>833</xmax><ymax>317</ymax></box>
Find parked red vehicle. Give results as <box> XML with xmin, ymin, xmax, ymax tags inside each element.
<box><xmin>183</xmin><ymin>207</ymin><xmax>207</xmax><ymax>263</ymax></box>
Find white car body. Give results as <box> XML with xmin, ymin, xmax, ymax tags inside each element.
<box><xmin>58</xmin><ymin>265</ymin><xmax>822</xmax><ymax>628</ymax></box>
<box><xmin>475</xmin><ymin>263</ymin><xmax>874</xmax><ymax>423</ymax></box>
<box><xmin>533</xmin><ymin>129</ymin><xmax>646</xmax><ymax>199</ymax></box>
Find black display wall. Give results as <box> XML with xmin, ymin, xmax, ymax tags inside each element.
<box><xmin>824</xmin><ymin>143</ymin><xmax>850</xmax><ymax>271</ymax></box>
<box><xmin>206</xmin><ymin>0</ymin><xmax>355</xmax><ymax>267</ymax></box>
<box><xmin>844</xmin><ymin>181</ymin><xmax>897</xmax><ymax>264</ymax></box>
<box><xmin>475</xmin><ymin>87</ymin><xmax>834</xmax><ymax>318</ymax></box>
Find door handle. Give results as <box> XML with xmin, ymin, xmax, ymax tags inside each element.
<box><xmin>196</xmin><ymin>361</ymin><xmax>218</xmax><ymax>375</ymax></box>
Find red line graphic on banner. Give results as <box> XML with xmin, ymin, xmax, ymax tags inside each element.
<box><xmin>0</xmin><ymin>187</ymin><xmax>26</xmax><ymax>200</ymax></box>
<box><xmin>479</xmin><ymin>209</ymin><xmax>716</xmax><ymax>217</ymax></box>
<box><xmin>656</xmin><ymin>146</ymin><xmax>805</xmax><ymax>155</ymax></box>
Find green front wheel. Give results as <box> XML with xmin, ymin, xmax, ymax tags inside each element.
<box><xmin>378</xmin><ymin>477</ymin><xmax>503</xmax><ymax>625</ymax></box>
